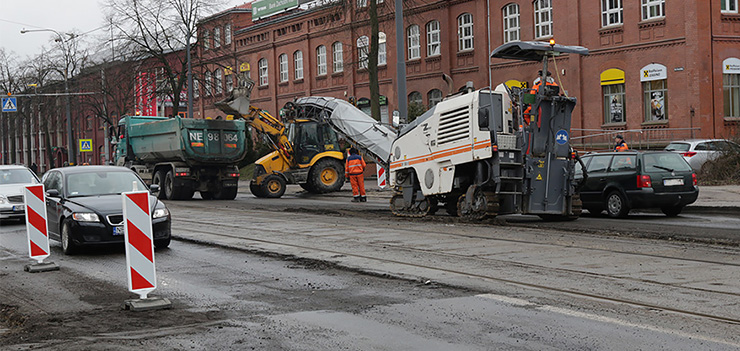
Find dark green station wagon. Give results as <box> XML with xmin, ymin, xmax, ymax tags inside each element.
<box><xmin>576</xmin><ymin>151</ymin><xmax>698</xmax><ymax>218</ymax></box>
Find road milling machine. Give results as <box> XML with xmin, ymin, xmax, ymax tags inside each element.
<box><xmin>215</xmin><ymin>76</ymin><xmax>346</xmax><ymax>198</ymax></box>
<box><xmin>387</xmin><ymin>41</ymin><xmax>589</xmax><ymax>220</ymax></box>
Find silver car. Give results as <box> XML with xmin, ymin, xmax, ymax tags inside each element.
<box><xmin>664</xmin><ymin>139</ymin><xmax>740</xmax><ymax>172</ymax></box>
<box><xmin>0</xmin><ymin>165</ymin><xmax>41</xmax><ymax>221</ymax></box>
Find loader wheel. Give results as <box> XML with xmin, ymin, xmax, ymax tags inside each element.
<box><xmin>262</xmin><ymin>175</ymin><xmax>286</xmax><ymax>198</ymax></box>
<box><xmin>152</xmin><ymin>170</ymin><xmax>166</xmax><ymax>199</ymax></box>
<box><xmin>307</xmin><ymin>158</ymin><xmax>345</xmax><ymax>194</ymax></box>
<box><xmin>250</xmin><ymin>180</ymin><xmax>267</xmax><ymax>198</ymax></box>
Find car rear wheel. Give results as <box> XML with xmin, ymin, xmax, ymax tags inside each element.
<box><xmin>61</xmin><ymin>219</ymin><xmax>79</xmax><ymax>255</ymax></box>
<box><xmin>661</xmin><ymin>205</ymin><xmax>684</xmax><ymax>217</ymax></box>
<box><xmin>605</xmin><ymin>190</ymin><xmax>629</xmax><ymax>218</ymax></box>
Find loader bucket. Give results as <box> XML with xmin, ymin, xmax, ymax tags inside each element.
<box><xmin>215</xmin><ymin>73</ymin><xmax>255</xmax><ymax>116</ymax></box>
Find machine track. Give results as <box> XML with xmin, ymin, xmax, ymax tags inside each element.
<box><xmin>390</xmin><ymin>193</ymin><xmax>435</xmax><ymax>218</ymax></box>
<box><xmin>457</xmin><ymin>190</ymin><xmax>499</xmax><ymax>220</ymax></box>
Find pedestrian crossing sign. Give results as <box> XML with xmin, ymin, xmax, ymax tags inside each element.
<box><xmin>2</xmin><ymin>97</ymin><xmax>17</xmax><ymax>112</ymax></box>
<box><xmin>79</xmin><ymin>139</ymin><xmax>93</xmax><ymax>152</ymax></box>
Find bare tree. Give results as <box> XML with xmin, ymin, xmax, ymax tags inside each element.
<box><xmin>104</xmin><ymin>0</ymin><xmax>227</xmax><ymax>116</ymax></box>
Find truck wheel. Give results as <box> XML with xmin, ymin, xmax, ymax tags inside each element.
<box><xmin>307</xmin><ymin>158</ymin><xmax>344</xmax><ymax>194</ymax></box>
<box><xmin>250</xmin><ymin>180</ymin><xmax>267</xmax><ymax>198</ymax></box>
<box><xmin>262</xmin><ymin>175</ymin><xmax>286</xmax><ymax>198</ymax></box>
<box><xmin>200</xmin><ymin>191</ymin><xmax>214</xmax><ymax>200</ymax></box>
<box><xmin>214</xmin><ymin>182</ymin><xmax>238</xmax><ymax>200</ymax></box>
<box><xmin>163</xmin><ymin>170</ymin><xmax>176</xmax><ymax>200</ymax></box>
<box><xmin>152</xmin><ymin>170</ymin><xmax>166</xmax><ymax>199</ymax></box>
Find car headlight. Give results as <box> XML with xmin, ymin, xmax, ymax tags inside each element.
<box><xmin>152</xmin><ymin>208</ymin><xmax>169</xmax><ymax>219</ymax></box>
<box><xmin>0</xmin><ymin>195</ymin><xmax>7</xmax><ymax>205</ymax></box>
<box><xmin>72</xmin><ymin>212</ymin><xmax>100</xmax><ymax>222</ymax></box>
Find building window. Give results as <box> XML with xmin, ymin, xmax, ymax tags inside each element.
<box><xmin>332</xmin><ymin>42</ymin><xmax>343</xmax><ymax>73</ymax></box>
<box><xmin>601</xmin><ymin>0</ymin><xmax>623</xmax><ymax>27</ymax></box>
<box><xmin>426</xmin><ymin>20</ymin><xmax>441</xmax><ymax>57</ymax></box>
<box><xmin>379</xmin><ymin>32</ymin><xmax>387</xmax><ymax>65</ymax></box>
<box><xmin>214</xmin><ymin>27</ymin><xmax>221</xmax><ymax>48</ymax></box>
<box><xmin>279</xmin><ymin>54</ymin><xmax>289</xmax><ymax>82</ymax></box>
<box><xmin>258</xmin><ymin>58</ymin><xmax>268</xmax><ymax>86</ymax></box>
<box><xmin>428</xmin><ymin>89</ymin><xmax>443</xmax><ymax>108</ymax></box>
<box><xmin>407</xmin><ymin>25</ymin><xmax>420</xmax><ymax>60</ymax></box>
<box><xmin>503</xmin><ymin>3</ymin><xmax>520</xmax><ymax>44</ymax></box>
<box><xmin>294</xmin><ymin>51</ymin><xmax>304</xmax><ymax>80</ymax></box>
<box><xmin>408</xmin><ymin>91</ymin><xmax>422</xmax><ymax>106</ymax></box>
<box><xmin>317</xmin><ymin>45</ymin><xmax>327</xmax><ymax>76</ymax></box>
<box><xmin>724</xmin><ymin>73</ymin><xmax>740</xmax><ymax>118</ymax></box>
<box><xmin>643</xmin><ymin>80</ymin><xmax>667</xmax><ymax>122</ymax></box>
<box><xmin>604</xmin><ymin>85</ymin><xmax>625</xmax><ymax>124</ymax></box>
<box><xmin>534</xmin><ymin>0</ymin><xmax>553</xmax><ymax>39</ymax></box>
<box><xmin>214</xmin><ymin>69</ymin><xmax>223</xmax><ymax>95</ymax></box>
<box><xmin>357</xmin><ymin>0</ymin><xmax>367</xmax><ymax>7</ymax></box>
<box><xmin>202</xmin><ymin>29</ymin><xmax>210</xmax><ymax>50</ymax></box>
<box><xmin>457</xmin><ymin>13</ymin><xmax>474</xmax><ymax>51</ymax></box>
<box><xmin>722</xmin><ymin>0</ymin><xmax>738</xmax><ymax>13</ymax></box>
<box><xmin>225</xmin><ymin>25</ymin><xmax>232</xmax><ymax>45</ymax></box>
<box><xmin>204</xmin><ymin>71</ymin><xmax>212</xmax><ymax>96</ymax></box>
<box><xmin>641</xmin><ymin>0</ymin><xmax>665</xmax><ymax>20</ymax></box>
<box><xmin>357</xmin><ymin>36</ymin><xmax>369</xmax><ymax>70</ymax></box>
<box><xmin>226</xmin><ymin>73</ymin><xmax>233</xmax><ymax>93</ymax></box>
<box><xmin>193</xmin><ymin>79</ymin><xmax>199</xmax><ymax>98</ymax></box>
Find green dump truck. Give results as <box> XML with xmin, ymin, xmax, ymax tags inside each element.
<box><xmin>114</xmin><ymin>115</ymin><xmax>248</xmax><ymax>200</ymax></box>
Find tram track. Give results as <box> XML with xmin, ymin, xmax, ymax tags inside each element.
<box><xmin>171</xmin><ymin>212</ymin><xmax>740</xmax><ymax>326</ymax></box>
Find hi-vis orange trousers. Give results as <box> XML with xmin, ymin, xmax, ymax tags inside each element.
<box><xmin>349</xmin><ymin>174</ymin><xmax>366</xmax><ymax>197</ymax></box>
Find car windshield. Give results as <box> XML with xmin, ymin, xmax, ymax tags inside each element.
<box><xmin>642</xmin><ymin>153</ymin><xmax>692</xmax><ymax>172</ymax></box>
<box><xmin>0</xmin><ymin>169</ymin><xmax>39</xmax><ymax>185</ymax></box>
<box><xmin>66</xmin><ymin>171</ymin><xmax>147</xmax><ymax>197</ymax></box>
<box><xmin>664</xmin><ymin>143</ymin><xmax>690</xmax><ymax>152</ymax></box>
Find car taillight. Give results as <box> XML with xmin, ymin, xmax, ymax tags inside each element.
<box><xmin>637</xmin><ymin>175</ymin><xmax>652</xmax><ymax>188</ymax></box>
<box><xmin>692</xmin><ymin>173</ymin><xmax>697</xmax><ymax>186</ymax></box>
<box><xmin>681</xmin><ymin>152</ymin><xmax>697</xmax><ymax>157</ymax></box>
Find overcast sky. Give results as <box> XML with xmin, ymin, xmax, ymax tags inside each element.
<box><xmin>0</xmin><ymin>0</ymin><xmax>247</xmax><ymax>60</ymax></box>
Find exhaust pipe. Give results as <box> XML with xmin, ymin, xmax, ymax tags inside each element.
<box><xmin>442</xmin><ymin>73</ymin><xmax>454</xmax><ymax>96</ymax></box>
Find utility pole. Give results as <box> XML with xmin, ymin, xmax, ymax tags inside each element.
<box><xmin>394</xmin><ymin>0</ymin><xmax>407</xmax><ymax>124</ymax></box>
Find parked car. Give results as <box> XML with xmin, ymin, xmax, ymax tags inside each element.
<box><xmin>0</xmin><ymin>165</ymin><xmax>41</xmax><ymax>222</ymax></box>
<box><xmin>664</xmin><ymin>139</ymin><xmax>740</xmax><ymax>172</ymax></box>
<box><xmin>42</xmin><ymin>166</ymin><xmax>171</xmax><ymax>254</ymax></box>
<box><xmin>576</xmin><ymin>151</ymin><xmax>698</xmax><ymax>218</ymax></box>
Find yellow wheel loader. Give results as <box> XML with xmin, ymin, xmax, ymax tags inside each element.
<box><xmin>215</xmin><ymin>75</ymin><xmax>344</xmax><ymax>198</ymax></box>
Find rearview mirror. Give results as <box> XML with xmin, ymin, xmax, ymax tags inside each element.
<box><xmin>149</xmin><ymin>184</ymin><xmax>160</xmax><ymax>195</ymax></box>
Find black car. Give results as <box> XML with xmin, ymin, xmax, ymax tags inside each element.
<box><xmin>42</xmin><ymin>166</ymin><xmax>171</xmax><ymax>254</ymax></box>
<box><xmin>576</xmin><ymin>151</ymin><xmax>698</xmax><ymax>218</ymax></box>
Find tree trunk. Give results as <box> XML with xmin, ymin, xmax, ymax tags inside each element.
<box><xmin>368</xmin><ymin>0</ymin><xmax>381</xmax><ymax>122</ymax></box>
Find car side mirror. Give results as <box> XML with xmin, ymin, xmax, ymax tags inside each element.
<box><xmin>149</xmin><ymin>184</ymin><xmax>160</xmax><ymax>195</ymax></box>
<box><xmin>46</xmin><ymin>189</ymin><xmax>60</xmax><ymax>198</ymax></box>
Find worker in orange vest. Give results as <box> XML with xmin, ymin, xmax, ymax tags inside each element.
<box><xmin>523</xmin><ymin>71</ymin><xmax>558</xmax><ymax>125</ymax></box>
<box><xmin>345</xmin><ymin>147</ymin><xmax>367</xmax><ymax>202</ymax></box>
<box><xmin>614</xmin><ymin>134</ymin><xmax>629</xmax><ymax>152</ymax></box>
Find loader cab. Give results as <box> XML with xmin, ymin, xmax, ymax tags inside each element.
<box><xmin>288</xmin><ymin>119</ymin><xmax>340</xmax><ymax>165</ymax></box>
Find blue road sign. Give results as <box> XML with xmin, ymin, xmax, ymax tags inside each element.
<box><xmin>79</xmin><ymin>139</ymin><xmax>93</xmax><ymax>152</ymax></box>
<box><xmin>2</xmin><ymin>97</ymin><xmax>18</xmax><ymax>112</ymax></box>
<box><xmin>555</xmin><ymin>129</ymin><xmax>569</xmax><ymax>145</ymax></box>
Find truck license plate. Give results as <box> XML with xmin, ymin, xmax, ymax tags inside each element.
<box><xmin>113</xmin><ymin>226</ymin><xmax>124</xmax><ymax>236</ymax></box>
<box><xmin>12</xmin><ymin>205</ymin><xmax>25</xmax><ymax>212</ymax></box>
<box><xmin>663</xmin><ymin>178</ymin><xmax>684</xmax><ymax>186</ymax></box>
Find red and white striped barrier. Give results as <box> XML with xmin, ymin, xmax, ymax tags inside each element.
<box><xmin>377</xmin><ymin>165</ymin><xmax>387</xmax><ymax>189</ymax></box>
<box><xmin>24</xmin><ymin>185</ymin><xmax>50</xmax><ymax>264</ymax></box>
<box><xmin>122</xmin><ymin>191</ymin><xmax>157</xmax><ymax>299</ymax></box>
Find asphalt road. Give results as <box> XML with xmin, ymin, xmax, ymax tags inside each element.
<box><xmin>0</xmin><ymin>186</ymin><xmax>738</xmax><ymax>350</ymax></box>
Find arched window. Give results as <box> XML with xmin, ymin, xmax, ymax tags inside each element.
<box><xmin>407</xmin><ymin>25</ymin><xmax>420</xmax><ymax>60</ymax></box>
<box><xmin>278</xmin><ymin>54</ymin><xmax>289</xmax><ymax>82</ymax></box>
<box><xmin>601</xmin><ymin>68</ymin><xmax>626</xmax><ymax>124</ymax></box>
<box><xmin>379</xmin><ymin>32</ymin><xmax>387</xmax><ymax>65</ymax></box>
<box><xmin>317</xmin><ymin>45</ymin><xmax>327</xmax><ymax>76</ymax></box>
<box><xmin>214</xmin><ymin>27</ymin><xmax>221</xmax><ymax>48</ymax></box>
<box><xmin>428</xmin><ymin>89</ymin><xmax>443</xmax><ymax>108</ymax></box>
<box><xmin>408</xmin><ymin>91</ymin><xmax>422</xmax><ymax>106</ymax></box>
<box><xmin>426</xmin><ymin>20</ymin><xmax>440</xmax><ymax>56</ymax></box>
<box><xmin>640</xmin><ymin>64</ymin><xmax>668</xmax><ymax>122</ymax></box>
<box><xmin>723</xmin><ymin>57</ymin><xmax>740</xmax><ymax>118</ymax></box>
<box><xmin>204</xmin><ymin>71</ymin><xmax>212</xmax><ymax>96</ymax></box>
<box><xmin>357</xmin><ymin>36</ymin><xmax>369</xmax><ymax>70</ymax></box>
<box><xmin>202</xmin><ymin>29</ymin><xmax>210</xmax><ymax>50</ymax></box>
<box><xmin>225</xmin><ymin>72</ymin><xmax>233</xmax><ymax>93</ymax></box>
<box><xmin>224</xmin><ymin>24</ymin><xmax>232</xmax><ymax>45</ymax></box>
<box><xmin>214</xmin><ymin>69</ymin><xmax>223</xmax><ymax>95</ymax></box>
<box><xmin>294</xmin><ymin>51</ymin><xmax>304</xmax><ymax>80</ymax></box>
<box><xmin>502</xmin><ymin>3</ymin><xmax>520</xmax><ymax>43</ymax></box>
<box><xmin>258</xmin><ymin>58</ymin><xmax>268</xmax><ymax>86</ymax></box>
<box><xmin>534</xmin><ymin>0</ymin><xmax>553</xmax><ymax>38</ymax></box>
<box><xmin>332</xmin><ymin>42</ymin><xmax>343</xmax><ymax>73</ymax></box>
<box><xmin>457</xmin><ymin>13</ymin><xmax>474</xmax><ymax>51</ymax></box>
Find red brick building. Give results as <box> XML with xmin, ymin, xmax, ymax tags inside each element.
<box><xmin>195</xmin><ymin>0</ymin><xmax>740</xmax><ymax>147</ymax></box>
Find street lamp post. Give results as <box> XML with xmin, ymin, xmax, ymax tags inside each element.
<box><xmin>21</xmin><ymin>28</ymin><xmax>76</xmax><ymax>166</ymax></box>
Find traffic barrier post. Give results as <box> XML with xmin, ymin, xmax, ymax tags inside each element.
<box><xmin>121</xmin><ymin>191</ymin><xmax>171</xmax><ymax>311</ymax></box>
<box><xmin>377</xmin><ymin>165</ymin><xmax>387</xmax><ymax>189</ymax></box>
<box><xmin>23</xmin><ymin>184</ymin><xmax>59</xmax><ymax>273</ymax></box>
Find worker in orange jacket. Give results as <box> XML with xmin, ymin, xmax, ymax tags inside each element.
<box><xmin>523</xmin><ymin>71</ymin><xmax>558</xmax><ymax>125</ymax></box>
<box><xmin>614</xmin><ymin>134</ymin><xmax>629</xmax><ymax>152</ymax></box>
<box><xmin>345</xmin><ymin>147</ymin><xmax>367</xmax><ymax>202</ymax></box>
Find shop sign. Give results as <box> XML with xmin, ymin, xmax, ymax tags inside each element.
<box><xmin>723</xmin><ymin>58</ymin><xmax>740</xmax><ymax>74</ymax></box>
<box><xmin>640</xmin><ymin>63</ymin><xmax>667</xmax><ymax>82</ymax></box>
